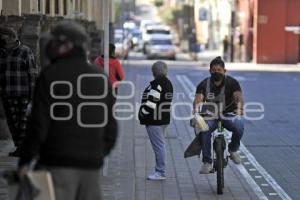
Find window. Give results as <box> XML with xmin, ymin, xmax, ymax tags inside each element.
<box><xmin>150</xmin><ymin>39</ymin><xmax>172</xmax><ymax>45</ymax></box>
<box><xmin>147</xmin><ymin>30</ymin><xmax>170</xmax><ymax>34</ymax></box>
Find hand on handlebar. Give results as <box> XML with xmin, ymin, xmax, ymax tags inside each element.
<box><xmin>234</xmin><ymin>109</ymin><xmax>243</xmax><ymax>116</ymax></box>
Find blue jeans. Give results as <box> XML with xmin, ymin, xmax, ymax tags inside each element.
<box><xmin>146</xmin><ymin>125</ymin><xmax>167</xmax><ymax>175</ymax></box>
<box><xmin>201</xmin><ymin>116</ymin><xmax>244</xmax><ymax>164</ymax></box>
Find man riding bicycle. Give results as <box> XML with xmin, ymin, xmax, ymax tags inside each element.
<box><xmin>193</xmin><ymin>56</ymin><xmax>244</xmax><ymax>174</ymax></box>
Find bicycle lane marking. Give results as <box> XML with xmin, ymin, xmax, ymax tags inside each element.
<box><xmin>176</xmin><ymin>74</ymin><xmax>292</xmax><ymax>200</ymax></box>
<box><xmin>240</xmin><ymin>143</ymin><xmax>292</xmax><ymax>200</ymax></box>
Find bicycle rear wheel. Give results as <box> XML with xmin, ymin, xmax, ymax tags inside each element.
<box><xmin>215</xmin><ymin>139</ymin><xmax>224</xmax><ymax>194</ymax></box>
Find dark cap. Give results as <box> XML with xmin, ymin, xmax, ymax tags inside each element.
<box><xmin>51</xmin><ymin>20</ymin><xmax>90</xmax><ymax>47</ymax></box>
<box><xmin>0</xmin><ymin>26</ymin><xmax>18</xmax><ymax>40</ymax></box>
<box><xmin>210</xmin><ymin>56</ymin><xmax>225</xmax><ymax>69</ymax></box>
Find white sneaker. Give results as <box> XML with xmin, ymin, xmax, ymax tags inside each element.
<box><xmin>199</xmin><ymin>162</ymin><xmax>213</xmax><ymax>174</ymax></box>
<box><xmin>230</xmin><ymin>151</ymin><xmax>241</xmax><ymax>164</ymax></box>
<box><xmin>147</xmin><ymin>172</ymin><xmax>166</xmax><ymax>180</ymax></box>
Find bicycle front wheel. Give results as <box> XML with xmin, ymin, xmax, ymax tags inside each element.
<box><xmin>215</xmin><ymin>139</ymin><xmax>224</xmax><ymax>194</ymax></box>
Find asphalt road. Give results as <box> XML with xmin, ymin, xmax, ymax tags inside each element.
<box><xmin>124</xmin><ymin>52</ymin><xmax>300</xmax><ymax>200</ymax></box>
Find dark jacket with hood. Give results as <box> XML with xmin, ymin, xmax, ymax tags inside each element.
<box><xmin>19</xmin><ymin>49</ymin><xmax>118</xmax><ymax>169</ymax></box>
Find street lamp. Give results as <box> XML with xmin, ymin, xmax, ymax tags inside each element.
<box><xmin>102</xmin><ymin>0</ymin><xmax>110</xmax><ymax>74</ymax></box>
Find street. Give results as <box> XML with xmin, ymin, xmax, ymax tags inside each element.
<box><xmin>0</xmin><ymin>0</ymin><xmax>299</xmax><ymax>199</ymax></box>
<box><xmin>99</xmin><ymin>55</ymin><xmax>300</xmax><ymax>200</ymax></box>
<box><xmin>131</xmin><ymin>3</ymin><xmax>300</xmax><ymax>197</ymax></box>
<box><xmin>1</xmin><ymin>57</ymin><xmax>298</xmax><ymax>199</ymax></box>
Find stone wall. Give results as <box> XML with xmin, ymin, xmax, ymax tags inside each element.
<box><xmin>0</xmin><ymin>14</ymin><xmax>103</xmax><ymax>68</ymax></box>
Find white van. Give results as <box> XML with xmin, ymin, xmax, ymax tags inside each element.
<box><xmin>144</xmin><ymin>34</ymin><xmax>176</xmax><ymax>60</ymax></box>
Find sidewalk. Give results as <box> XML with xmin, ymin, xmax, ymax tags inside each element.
<box><xmin>0</xmin><ymin>141</ymin><xmax>17</xmax><ymax>199</ymax></box>
<box><xmin>194</xmin><ymin>50</ymin><xmax>300</xmax><ymax>72</ymax></box>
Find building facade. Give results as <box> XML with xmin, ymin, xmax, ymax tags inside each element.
<box><xmin>0</xmin><ymin>0</ymin><xmax>115</xmax><ymax>65</ymax></box>
<box><xmin>237</xmin><ymin>0</ymin><xmax>299</xmax><ymax>64</ymax></box>
<box><xmin>0</xmin><ymin>0</ymin><xmax>112</xmax><ymax>29</ymax></box>
<box><xmin>194</xmin><ymin>0</ymin><xmax>231</xmax><ymax>50</ymax></box>
<box><xmin>192</xmin><ymin>0</ymin><xmax>299</xmax><ymax>64</ymax></box>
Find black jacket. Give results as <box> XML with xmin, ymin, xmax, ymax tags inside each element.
<box><xmin>19</xmin><ymin>52</ymin><xmax>118</xmax><ymax>169</ymax></box>
<box><xmin>0</xmin><ymin>96</ymin><xmax>5</xmax><ymax>119</ymax></box>
<box><xmin>139</xmin><ymin>76</ymin><xmax>173</xmax><ymax>125</ymax></box>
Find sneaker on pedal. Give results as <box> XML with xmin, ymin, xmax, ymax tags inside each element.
<box><xmin>147</xmin><ymin>171</ymin><xmax>166</xmax><ymax>180</ymax></box>
<box><xmin>199</xmin><ymin>162</ymin><xmax>213</xmax><ymax>174</ymax></box>
<box><xmin>230</xmin><ymin>151</ymin><xmax>241</xmax><ymax>164</ymax></box>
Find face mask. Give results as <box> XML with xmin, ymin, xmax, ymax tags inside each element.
<box><xmin>45</xmin><ymin>40</ymin><xmax>63</xmax><ymax>62</ymax></box>
<box><xmin>0</xmin><ymin>38</ymin><xmax>7</xmax><ymax>48</ymax></box>
<box><xmin>211</xmin><ymin>72</ymin><xmax>224</xmax><ymax>81</ymax></box>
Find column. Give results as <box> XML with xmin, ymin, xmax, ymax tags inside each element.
<box><xmin>102</xmin><ymin>0</ymin><xmax>109</xmax><ymax>74</ymax></box>
<box><xmin>49</xmin><ymin>0</ymin><xmax>55</xmax><ymax>16</ymax></box>
<box><xmin>22</xmin><ymin>0</ymin><xmax>31</xmax><ymax>14</ymax></box>
<box><xmin>31</xmin><ymin>0</ymin><xmax>39</xmax><ymax>13</ymax></box>
<box><xmin>73</xmin><ymin>0</ymin><xmax>76</xmax><ymax>14</ymax></box>
<box><xmin>21</xmin><ymin>0</ymin><xmax>39</xmax><ymax>14</ymax></box>
<box><xmin>66</xmin><ymin>0</ymin><xmax>73</xmax><ymax>17</ymax></box>
<box><xmin>74</xmin><ymin>0</ymin><xmax>80</xmax><ymax>18</ymax></box>
<box><xmin>82</xmin><ymin>0</ymin><xmax>87</xmax><ymax>19</ymax></box>
<box><xmin>109</xmin><ymin>0</ymin><xmax>114</xmax><ymax>43</ymax></box>
<box><xmin>93</xmin><ymin>0</ymin><xmax>102</xmax><ymax>29</ymax></box>
<box><xmin>40</xmin><ymin>0</ymin><xmax>46</xmax><ymax>14</ymax></box>
<box><xmin>59</xmin><ymin>0</ymin><xmax>64</xmax><ymax>15</ymax></box>
<box><xmin>86</xmin><ymin>0</ymin><xmax>92</xmax><ymax>21</ymax></box>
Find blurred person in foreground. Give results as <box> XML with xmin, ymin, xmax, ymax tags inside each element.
<box><xmin>18</xmin><ymin>21</ymin><xmax>118</xmax><ymax>200</ymax></box>
<box><xmin>0</xmin><ymin>26</ymin><xmax>39</xmax><ymax>156</ymax></box>
<box><xmin>94</xmin><ymin>43</ymin><xmax>124</xmax><ymax>95</ymax></box>
<box><xmin>193</xmin><ymin>56</ymin><xmax>244</xmax><ymax>174</ymax></box>
<box><xmin>138</xmin><ymin>61</ymin><xmax>173</xmax><ymax>180</ymax></box>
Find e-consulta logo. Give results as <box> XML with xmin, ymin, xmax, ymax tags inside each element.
<box><xmin>50</xmin><ymin>74</ymin><xmax>108</xmax><ymax>128</ymax></box>
<box><xmin>49</xmin><ymin>74</ymin><xmax>265</xmax><ymax>127</ymax></box>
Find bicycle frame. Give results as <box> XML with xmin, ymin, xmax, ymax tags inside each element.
<box><xmin>192</xmin><ymin>102</ymin><xmax>237</xmax><ymax>194</ymax></box>
<box><xmin>211</xmin><ymin>120</ymin><xmax>230</xmax><ymax>171</ymax></box>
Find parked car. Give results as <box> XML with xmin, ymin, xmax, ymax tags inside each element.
<box><xmin>145</xmin><ymin>34</ymin><xmax>176</xmax><ymax>60</ymax></box>
<box><xmin>142</xmin><ymin>24</ymin><xmax>172</xmax><ymax>53</ymax></box>
<box><xmin>140</xmin><ymin>20</ymin><xmax>162</xmax><ymax>52</ymax></box>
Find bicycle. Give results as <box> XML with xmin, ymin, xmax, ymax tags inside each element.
<box><xmin>212</xmin><ymin>114</ymin><xmax>229</xmax><ymax>194</ymax></box>
<box><xmin>190</xmin><ymin>111</ymin><xmax>234</xmax><ymax>195</ymax></box>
